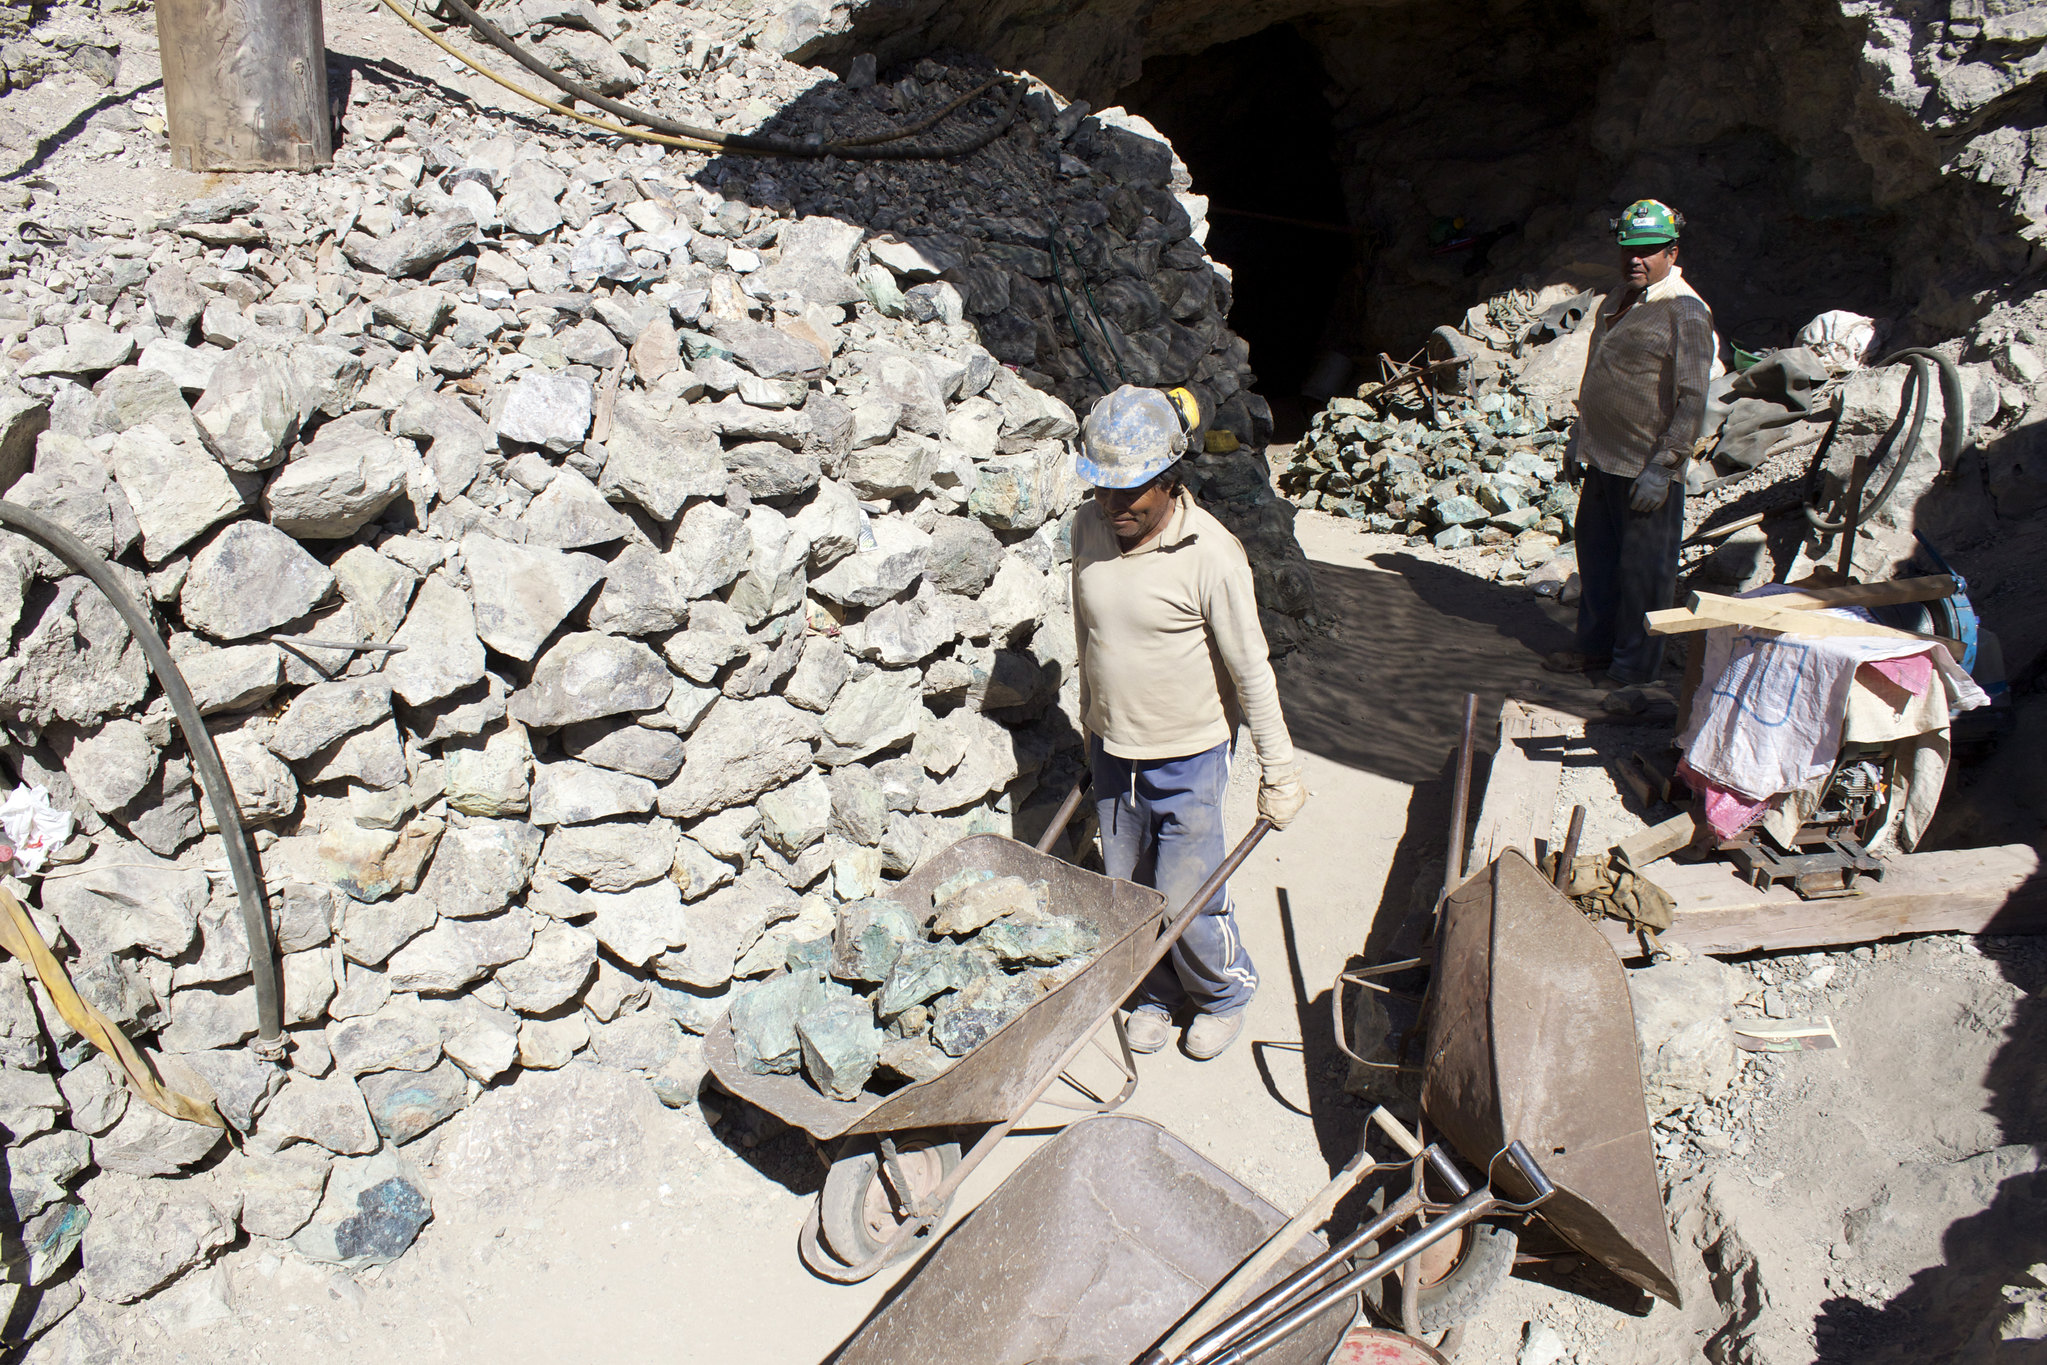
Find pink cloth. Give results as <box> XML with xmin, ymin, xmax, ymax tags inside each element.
<box><xmin>1861</xmin><ymin>652</ymin><xmax>1933</xmax><ymax>696</ymax></box>
<box><xmin>1678</xmin><ymin>759</ymin><xmax>1777</xmax><ymax>840</ymax></box>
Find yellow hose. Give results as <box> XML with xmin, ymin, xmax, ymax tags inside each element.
<box><xmin>0</xmin><ymin>885</ymin><xmax>222</xmax><ymax>1129</ymax></box>
<box><xmin>376</xmin><ymin>0</ymin><xmax>1014</xmax><ymax>160</ymax></box>
<box><xmin>375</xmin><ymin>0</ymin><xmax>726</xmax><ymax>153</ymax></box>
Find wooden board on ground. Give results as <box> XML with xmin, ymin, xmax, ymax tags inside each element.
<box><xmin>1598</xmin><ymin>844</ymin><xmax>2047</xmax><ymax>958</ymax></box>
<box><xmin>1466</xmin><ymin>700</ymin><xmax>1579</xmax><ymax>871</ymax></box>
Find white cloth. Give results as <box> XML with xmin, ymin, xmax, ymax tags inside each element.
<box><xmin>1679</xmin><ymin>598</ymin><xmax>1988</xmax><ymax>803</ymax></box>
<box><xmin>0</xmin><ymin>784</ymin><xmax>74</xmax><ymax>875</ymax></box>
<box><xmin>1797</xmin><ymin>310</ymin><xmax>1879</xmax><ymax>374</ymax></box>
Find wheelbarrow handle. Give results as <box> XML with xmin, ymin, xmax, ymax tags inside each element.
<box><xmin>1033</xmin><ymin>771</ymin><xmax>1095</xmax><ymax>855</ymax></box>
<box><xmin>1147</xmin><ymin>819</ymin><xmax>1273</xmax><ymax>966</ymax></box>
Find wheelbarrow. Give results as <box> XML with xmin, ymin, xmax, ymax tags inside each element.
<box><xmin>1329</xmin><ymin>698</ymin><xmax>1682</xmax><ymax>1326</ymax></box>
<box><xmin>705</xmin><ymin>798</ymin><xmax>1273</xmax><ymax>1283</ymax></box>
<box><xmin>827</xmin><ymin>1110</ymin><xmax>1557</xmax><ymax>1365</ymax></box>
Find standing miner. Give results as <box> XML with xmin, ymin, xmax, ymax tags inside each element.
<box><xmin>1071</xmin><ymin>385</ymin><xmax>1308</xmax><ymax>1061</ymax></box>
<box><xmin>1546</xmin><ymin>198</ymin><xmax>1715</xmax><ymax>688</ymax></box>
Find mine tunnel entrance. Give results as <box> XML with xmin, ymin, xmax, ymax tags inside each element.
<box><xmin>1105</xmin><ymin>0</ymin><xmax>1988</xmax><ymax>445</ymax></box>
<box><xmin>1119</xmin><ymin>26</ymin><xmax>1355</xmax><ymax>441</ymax></box>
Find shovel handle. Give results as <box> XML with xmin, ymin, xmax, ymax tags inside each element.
<box><xmin>1151</xmin><ymin>1141</ymin><xmax>1379</xmax><ymax>1359</ymax></box>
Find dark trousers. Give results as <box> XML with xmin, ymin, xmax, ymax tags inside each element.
<box><xmin>1573</xmin><ymin>466</ymin><xmax>1684</xmax><ymax>685</ymax></box>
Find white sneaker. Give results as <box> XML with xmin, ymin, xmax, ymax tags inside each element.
<box><xmin>1125</xmin><ymin>1008</ymin><xmax>1173</xmax><ymax>1054</ymax></box>
<box><xmin>1184</xmin><ymin>1010</ymin><xmax>1245</xmax><ymax>1061</ymax></box>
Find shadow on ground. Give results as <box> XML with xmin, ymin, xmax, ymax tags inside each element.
<box><xmin>1278</xmin><ymin>549</ymin><xmax>1597</xmax><ymax>786</ymax></box>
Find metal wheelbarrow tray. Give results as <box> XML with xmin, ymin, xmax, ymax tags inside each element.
<box><xmin>828</xmin><ymin>1114</ymin><xmax>1353</xmax><ymax>1365</ymax></box>
<box><xmin>706</xmin><ymin>833</ymin><xmax>1168</xmax><ymax>1142</ymax></box>
<box><xmin>1420</xmin><ymin>848</ymin><xmax>1682</xmax><ymax>1306</ymax></box>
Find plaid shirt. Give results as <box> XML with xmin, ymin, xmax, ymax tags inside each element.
<box><xmin>1574</xmin><ymin>267</ymin><xmax>1715</xmax><ymax>479</ymax></box>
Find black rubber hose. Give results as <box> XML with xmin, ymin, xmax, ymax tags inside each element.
<box><xmin>0</xmin><ymin>503</ymin><xmax>284</xmax><ymax>1058</ymax></box>
<box><xmin>1804</xmin><ymin>348</ymin><xmax>1967</xmax><ymax>532</ymax></box>
<box><xmin>431</xmin><ymin>0</ymin><xmax>1017</xmax><ymax>161</ymax></box>
<box><xmin>1805</xmin><ymin>354</ymin><xmax>1931</xmax><ymax>535</ymax></box>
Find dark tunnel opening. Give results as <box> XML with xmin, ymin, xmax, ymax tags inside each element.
<box><xmin>1119</xmin><ymin>26</ymin><xmax>1356</xmax><ymax>442</ymax></box>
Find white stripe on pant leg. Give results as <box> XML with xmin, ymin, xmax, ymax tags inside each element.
<box><xmin>1217</xmin><ymin>914</ymin><xmax>1257</xmax><ymax>990</ymax></box>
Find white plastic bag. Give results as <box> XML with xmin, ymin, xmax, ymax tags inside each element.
<box><xmin>0</xmin><ymin>784</ymin><xmax>74</xmax><ymax>875</ymax></box>
<box><xmin>1797</xmin><ymin>311</ymin><xmax>1880</xmax><ymax>375</ymax></box>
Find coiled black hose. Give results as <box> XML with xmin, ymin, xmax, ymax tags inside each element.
<box><xmin>0</xmin><ymin>503</ymin><xmax>283</xmax><ymax>1059</ymax></box>
<box><xmin>1805</xmin><ymin>348</ymin><xmax>1968</xmax><ymax>533</ymax></box>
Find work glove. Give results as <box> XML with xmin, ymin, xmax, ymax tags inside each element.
<box><xmin>1561</xmin><ymin>432</ymin><xmax>1583</xmax><ymax>486</ymax></box>
<box><xmin>1257</xmin><ymin>764</ymin><xmax>1309</xmax><ymax>830</ymax></box>
<box><xmin>1628</xmin><ymin>462</ymin><xmax>1675</xmax><ymax>513</ymax></box>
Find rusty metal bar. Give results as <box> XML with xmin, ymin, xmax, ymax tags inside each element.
<box><xmin>1442</xmin><ymin>693</ymin><xmax>1478</xmax><ymax>901</ymax></box>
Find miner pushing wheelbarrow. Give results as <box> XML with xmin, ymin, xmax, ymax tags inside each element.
<box><xmin>705</xmin><ymin>383</ymin><xmax>1311</xmax><ymax>1278</ymax></box>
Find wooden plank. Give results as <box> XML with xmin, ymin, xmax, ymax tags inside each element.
<box><xmin>1762</xmin><ymin>577</ymin><xmax>1958</xmax><ymax>610</ymax></box>
<box><xmin>1647</xmin><ymin>607</ymin><xmax>1740</xmax><ymax>634</ymax></box>
<box><xmin>1685</xmin><ymin>592</ymin><xmax>1964</xmax><ymax>659</ymax></box>
<box><xmin>1597</xmin><ymin>844</ymin><xmax>2047</xmax><ymax>958</ymax></box>
<box><xmin>1648</xmin><ymin>577</ymin><xmax>1958</xmax><ymax>637</ymax></box>
<box><xmin>1466</xmin><ymin>700</ymin><xmax>1575</xmax><ymax>871</ymax></box>
<box><xmin>1615</xmin><ymin>811</ymin><xmax>1699</xmax><ymax>867</ymax></box>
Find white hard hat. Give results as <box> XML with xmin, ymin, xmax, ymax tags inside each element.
<box><xmin>1078</xmin><ymin>385</ymin><xmax>1193</xmax><ymax>488</ymax></box>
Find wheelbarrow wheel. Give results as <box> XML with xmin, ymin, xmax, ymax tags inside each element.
<box><xmin>1365</xmin><ymin>1217</ymin><xmax>1518</xmax><ymax>1334</ymax></box>
<box><xmin>818</xmin><ymin>1133</ymin><xmax>962</xmax><ymax>1268</ymax></box>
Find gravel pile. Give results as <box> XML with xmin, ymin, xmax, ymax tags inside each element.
<box><xmin>0</xmin><ymin>11</ymin><xmax>1317</xmax><ymax>1339</ymax></box>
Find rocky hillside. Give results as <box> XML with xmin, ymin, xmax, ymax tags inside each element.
<box><xmin>0</xmin><ymin>5</ymin><xmax>1316</xmax><ymax>1340</ymax></box>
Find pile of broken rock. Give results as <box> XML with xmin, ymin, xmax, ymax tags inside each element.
<box><xmin>730</xmin><ymin>868</ymin><xmax>1098</xmax><ymax>1100</ymax></box>
<box><xmin>0</xmin><ymin>31</ymin><xmax>1315</xmax><ymax>1346</ymax></box>
<box><xmin>1280</xmin><ymin>382</ymin><xmax>1575</xmax><ymax>564</ymax></box>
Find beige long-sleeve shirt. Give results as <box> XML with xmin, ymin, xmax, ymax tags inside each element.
<box><xmin>1071</xmin><ymin>489</ymin><xmax>1297</xmax><ymax>767</ymax></box>
<box><xmin>1575</xmin><ymin>266</ymin><xmax>1716</xmax><ymax>479</ymax></box>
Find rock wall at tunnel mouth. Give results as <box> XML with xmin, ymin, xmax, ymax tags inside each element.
<box><xmin>793</xmin><ymin>0</ymin><xmax>2047</xmax><ymax>360</ymax></box>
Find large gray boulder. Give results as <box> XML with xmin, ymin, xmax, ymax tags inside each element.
<box><xmin>510</xmin><ymin>632</ymin><xmax>672</xmax><ymax>726</ymax></box>
<box><xmin>180</xmin><ymin>521</ymin><xmax>335</xmax><ymax>640</ymax></box>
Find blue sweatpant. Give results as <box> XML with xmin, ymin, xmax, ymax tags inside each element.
<box><xmin>1092</xmin><ymin>739</ymin><xmax>1258</xmax><ymax>1016</ymax></box>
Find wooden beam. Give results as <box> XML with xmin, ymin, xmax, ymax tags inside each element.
<box><xmin>1466</xmin><ymin>700</ymin><xmax>1576</xmax><ymax>871</ymax></box>
<box><xmin>1684</xmin><ymin>592</ymin><xmax>1963</xmax><ymax>659</ymax></box>
<box><xmin>1647</xmin><ymin>607</ymin><xmax>1740</xmax><ymax>634</ymax></box>
<box><xmin>1763</xmin><ymin>577</ymin><xmax>1958</xmax><ymax>610</ymax></box>
<box><xmin>1648</xmin><ymin>577</ymin><xmax>1958</xmax><ymax>638</ymax></box>
<box><xmin>1615</xmin><ymin>811</ymin><xmax>1700</xmax><ymax>867</ymax></box>
<box><xmin>1597</xmin><ymin>844</ymin><xmax>2047</xmax><ymax>958</ymax></box>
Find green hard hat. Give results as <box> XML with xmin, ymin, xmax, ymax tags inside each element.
<box><xmin>1613</xmin><ymin>199</ymin><xmax>1682</xmax><ymax>246</ymax></box>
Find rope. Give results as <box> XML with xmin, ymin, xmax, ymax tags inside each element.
<box><xmin>380</xmin><ymin>0</ymin><xmax>1023</xmax><ymax>161</ymax></box>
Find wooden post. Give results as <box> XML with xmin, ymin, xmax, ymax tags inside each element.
<box><xmin>157</xmin><ymin>0</ymin><xmax>334</xmax><ymax>172</ymax></box>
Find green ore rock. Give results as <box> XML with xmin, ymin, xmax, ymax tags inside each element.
<box><xmin>730</xmin><ymin>970</ymin><xmax>824</xmax><ymax>1075</ymax></box>
<box><xmin>797</xmin><ymin>990</ymin><xmax>882</xmax><ymax>1101</ymax></box>
<box><xmin>831</xmin><ymin>898</ymin><xmax>921</xmax><ymax>983</ymax></box>
<box><xmin>877</xmin><ymin>942</ymin><xmax>996</xmax><ymax>1018</ymax></box>
<box><xmin>973</xmin><ymin>906</ymin><xmax>1099</xmax><ymax>967</ymax></box>
<box><xmin>932</xmin><ymin>972</ymin><xmax>1042</xmax><ymax>1057</ymax></box>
